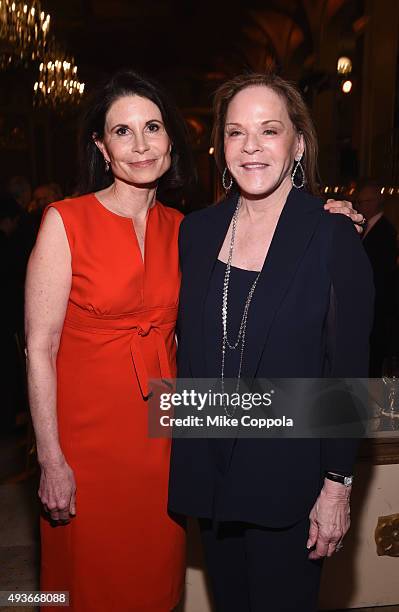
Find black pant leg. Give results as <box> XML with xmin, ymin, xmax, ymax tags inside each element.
<box><xmin>245</xmin><ymin>517</ymin><xmax>323</xmax><ymax>612</ymax></box>
<box><xmin>199</xmin><ymin>519</ymin><xmax>251</xmax><ymax>612</ymax></box>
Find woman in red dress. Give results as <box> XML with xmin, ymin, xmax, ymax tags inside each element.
<box><xmin>25</xmin><ymin>71</ymin><xmax>194</xmax><ymax>612</ymax></box>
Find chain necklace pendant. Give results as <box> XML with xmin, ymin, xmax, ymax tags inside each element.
<box><xmin>221</xmin><ymin>196</ymin><xmax>261</xmax><ymax>417</ymax></box>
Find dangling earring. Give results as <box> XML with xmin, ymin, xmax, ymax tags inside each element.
<box><xmin>222</xmin><ymin>167</ymin><xmax>233</xmax><ymax>191</ymax></box>
<box><xmin>291</xmin><ymin>156</ymin><xmax>305</xmax><ymax>189</ymax></box>
<box><xmin>104</xmin><ymin>159</ymin><xmax>111</xmax><ymax>172</ymax></box>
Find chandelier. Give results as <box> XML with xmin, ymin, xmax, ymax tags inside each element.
<box><xmin>34</xmin><ymin>48</ymin><xmax>85</xmax><ymax>109</ymax></box>
<box><xmin>1</xmin><ymin>0</ymin><xmax>86</xmax><ymax>108</ymax></box>
<box><xmin>0</xmin><ymin>0</ymin><xmax>50</xmax><ymax>69</ymax></box>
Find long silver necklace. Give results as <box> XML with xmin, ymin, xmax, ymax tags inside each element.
<box><xmin>221</xmin><ymin>197</ymin><xmax>261</xmax><ymax>415</ymax></box>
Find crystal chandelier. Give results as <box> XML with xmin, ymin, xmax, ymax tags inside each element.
<box><xmin>0</xmin><ymin>0</ymin><xmax>50</xmax><ymax>69</ymax></box>
<box><xmin>34</xmin><ymin>48</ymin><xmax>85</xmax><ymax>109</ymax></box>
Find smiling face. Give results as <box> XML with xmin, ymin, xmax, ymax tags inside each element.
<box><xmin>224</xmin><ymin>85</ymin><xmax>304</xmax><ymax>198</ymax></box>
<box><xmin>95</xmin><ymin>94</ymin><xmax>172</xmax><ymax>186</ymax></box>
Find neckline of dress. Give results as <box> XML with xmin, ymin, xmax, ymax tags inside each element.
<box><xmin>90</xmin><ymin>192</ymin><xmax>158</xmax><ymax>220</ymax></box>
<box><xmin>216</xmin><ymin>259</ymin><xmax>260</xmax><ymax>274</ymax></box>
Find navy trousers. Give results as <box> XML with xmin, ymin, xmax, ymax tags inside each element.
<box><xmin>199</xmin><ymin>517</ymin><xmax>323</xmax><ymax>612</ymax></box>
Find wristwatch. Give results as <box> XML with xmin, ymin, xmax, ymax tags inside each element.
<box><xmin>325</xmin><ymin>472</ymin><xmax>353</xmax><ymax>487</ymax></box>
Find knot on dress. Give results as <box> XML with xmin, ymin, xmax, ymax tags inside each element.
<box><xmin>64</xmin><ymin>302</ymin><xmax>177</xmax><ymax>400</ymax></box>
<box><xmin>136</xmin><ymin>322</ymin><xmax>152</xmax><ymax>336</ymax></box>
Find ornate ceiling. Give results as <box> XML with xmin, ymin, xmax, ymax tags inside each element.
<box><xmin>44</xmin><ymin>0</ymin><xmax>364</xmax><ymax>85</ymax></box>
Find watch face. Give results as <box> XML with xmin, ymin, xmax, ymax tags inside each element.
<box><xmin>344</xmin><ymin>476</ymin><xmax>353</xmax><ymax>486</ymax></box>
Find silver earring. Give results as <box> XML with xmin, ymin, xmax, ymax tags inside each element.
<box><xmin>105</xmin><ymin>159</ymin><xmax>110</xmax><ymax>172</ymax></box>
<box><xmin>291</xmin><ymin>156</ymin><xmax>305</xmax><ymax>189</ymax></box>
<box><xmin>222</xmin><ymin>167</ymin><xmax>233</xmax><ymax>191</ymax></box>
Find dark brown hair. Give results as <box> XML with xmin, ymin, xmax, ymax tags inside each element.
<box><xmin>78</xmin><ymin>70</ymin><xmax>196</xmax><ymax>203</ymax></box>
<box><xmin>211</xmin><ymin>73</ymin><xmax>320</xmax><ymax>196</ymax></box>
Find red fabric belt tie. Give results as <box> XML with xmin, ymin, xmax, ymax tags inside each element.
<box><xmin>64</xmin><ymin>302</ymin><xmax>177</xmax><ymax>399</ymax></box>
<box><xmin>129</xmin><ymin>321</ymin><xmax>173</xmax><ymax>398</ymax></box>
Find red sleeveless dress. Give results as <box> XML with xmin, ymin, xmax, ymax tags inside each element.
<box><xmin>39</xmin><ymin>194</ymin><xmax>185</xmax><ymax>611</ymax></box>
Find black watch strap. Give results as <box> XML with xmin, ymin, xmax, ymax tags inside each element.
<box><xmin>325</xmin><ymin>472</ymin><xmax>353</xmax><ymax>487</ymax></box>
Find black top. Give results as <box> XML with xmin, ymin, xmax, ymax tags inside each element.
<box><xmin>204</xmin><ymin>259</ymin><xmax>260</xmax><ymax>379</ymax></box>
<box><xmin>203</xmin><ymin>259</ymin><xmax>259</xmax><ymax>483</ymax></box>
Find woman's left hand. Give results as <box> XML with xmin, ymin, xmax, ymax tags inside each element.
<box><xmin>307</xmin><ymin>479</ymin><xmax>351</xmax><ymax>559</ymax></box>
<box><xmin>324</xmin><ymin>199</ymin><xmax>365</xmax><ymax>234</ymax></box>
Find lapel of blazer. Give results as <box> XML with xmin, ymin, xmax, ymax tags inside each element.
<box><xmin>186</xmin><ymin>188</ymin><xmax>324</xmax><ymax>472</ymax></box>
<box><xmin>187</xmin><ymin>188</ymin><xmax>323</xmax><ymax>379</ymax></box>
<box><xmin>187</xmin><ymin>192</ymin><xmax>238</xmax><ymax>376</ymax></box>
<box><xmin>245</xmin><ymin>187</ymin><xmax>323</xmax><ymax>379</ymax></box>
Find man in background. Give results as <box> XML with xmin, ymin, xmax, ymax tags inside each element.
<box><xmin>356</xmin><ymin>180</ymin><xmax>398</xmax><ymax>375</ymax></box>
<box><xmin>6</xmin><ymin>176</ymin><xmax>32</xmax><ymax>212</ymax></box>
<box><xmin>0</xmin><ymin>196</ymin><xmax>23</xmax><ymax>431</ymax></box>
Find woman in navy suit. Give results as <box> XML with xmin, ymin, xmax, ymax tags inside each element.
<box><xmin>168</xmin><ymin>73</ymin><xmax>374</xmax><ymax>611</ymax></box>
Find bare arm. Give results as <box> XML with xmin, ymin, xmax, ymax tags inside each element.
<box><xmin>25</xmin><ymin>207</ymin><xmax>75</xmax><ymax>522</ymax></box>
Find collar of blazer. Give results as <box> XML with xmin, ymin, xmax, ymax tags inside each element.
<box><xmin>183</xmin><ymin>186</ymin><xmax>325</xmax><ymax>380</ymax></box>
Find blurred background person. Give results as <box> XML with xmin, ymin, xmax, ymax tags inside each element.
<box><xmin>28</xmin><ymin>183</ymin><xmax>61</xmax><ymax>233</ymax></box>
<box><xmin>356</xmin><ymin>179</ymin><xmax>398</xmax><ymax>375</ymax></box>
<box><xmin>0</xmin><ymin>195</ymin><xmax>24</xmax><ymax>432</ymax></box>
<box><xmin>29</xmin><ymin>183</ymin><xmax>60</xmax><ymax>214</ymax></box>
<box><xmin>7</xmin><ymin>176</ymin><xmax>32</xmax><ymax>212</ymax></box>
<box><xmin>6</xmin><ymin>177</ymin><xmax>37</xmax><ymax>292</ymax></box>
<box><xmin>47</xmin><ymin>183</ymin><xmax>63</xmax><ymax>202</ymax></box>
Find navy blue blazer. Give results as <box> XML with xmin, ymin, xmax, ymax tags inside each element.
<box><xmin>168</xmin><ymin>188</ymin><xmax>374</xmax><ymax>528</ymax></box>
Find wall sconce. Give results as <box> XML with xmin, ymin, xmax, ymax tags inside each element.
<box><xmin>341</xmin><ymin>80</ymin><xmax>353</xmax><ymax>94</ymax></box>
<box><xmin>337</xmin><ymin>56</ymin><xmax>352</xmax><ymax>75</ymax></box>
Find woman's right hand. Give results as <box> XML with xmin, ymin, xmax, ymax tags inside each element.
<box><xmin>39</xmin><ymin>457</ymin><xmax>76</xmax><ymax>523</ymax></box>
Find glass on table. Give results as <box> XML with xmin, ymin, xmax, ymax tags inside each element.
<box><xmin>382</xmin><ymin>356</ymin><xmax>399</xmax><ymax>418</ymax></box>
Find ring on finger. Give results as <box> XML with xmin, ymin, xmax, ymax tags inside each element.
<box><xmin>355</xmin><ymin>216</ymin><xmax>366</xmax><ymax>226</ymax></box>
